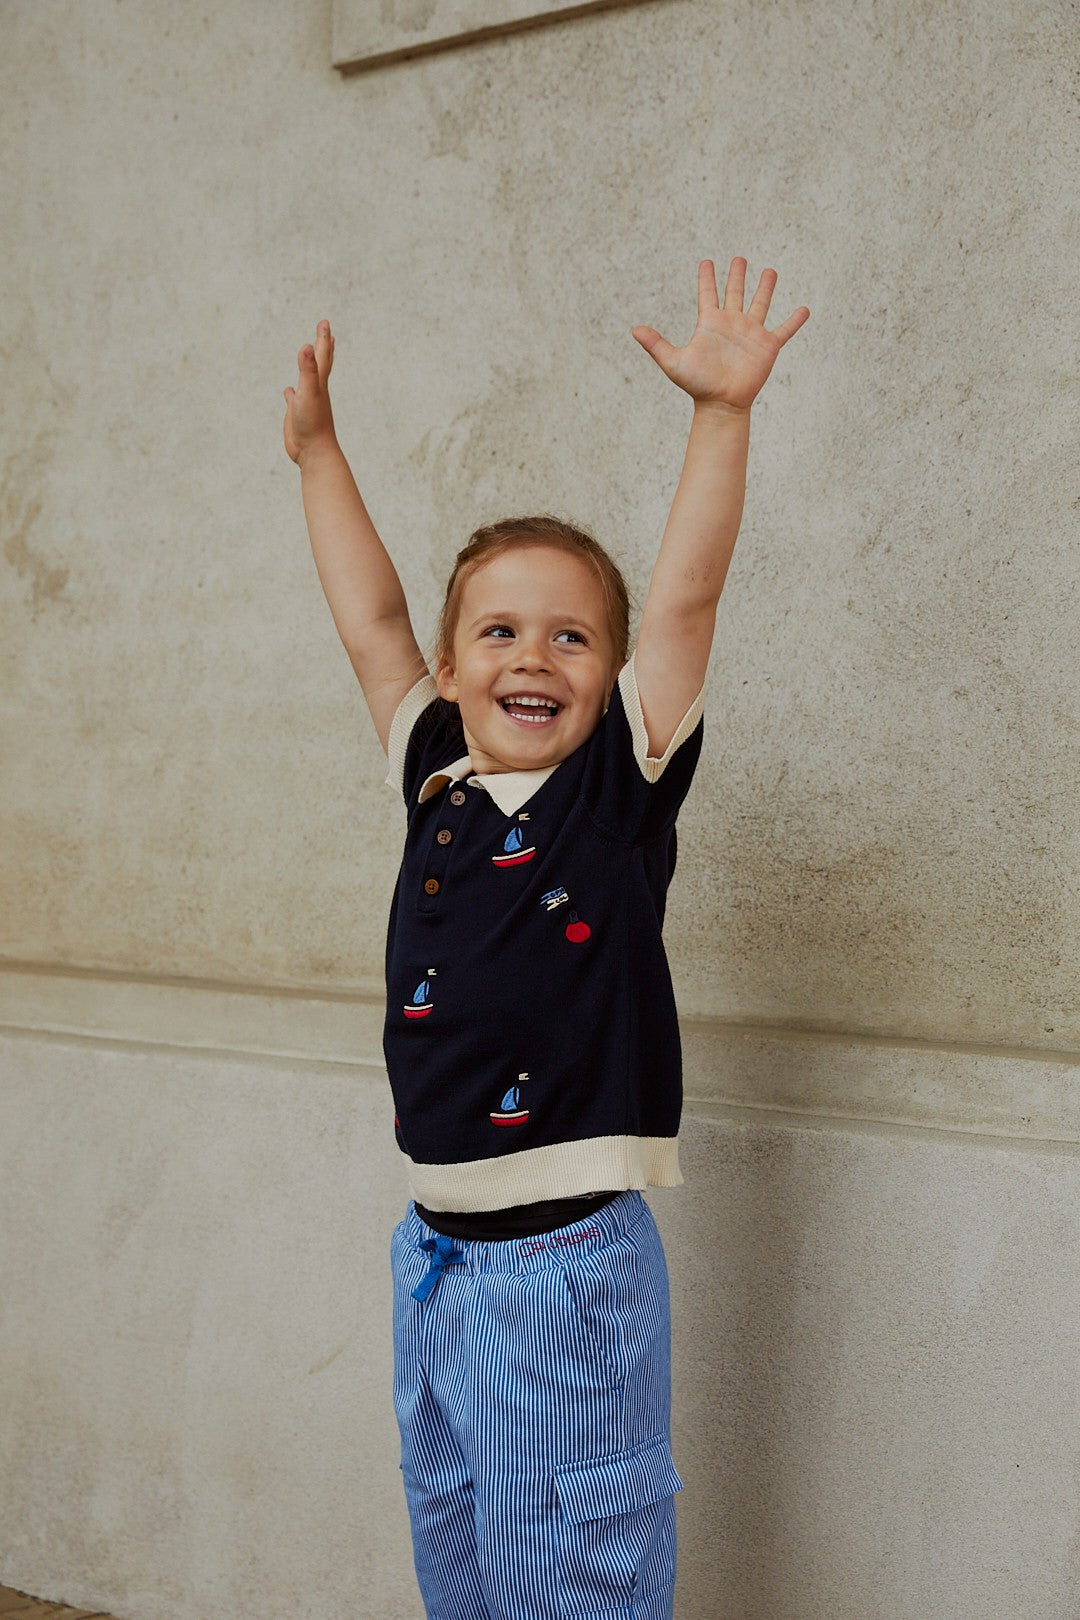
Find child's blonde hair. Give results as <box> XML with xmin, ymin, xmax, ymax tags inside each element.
<box><xmin>433</xmin><ymin>515</ymin><xmax>631</xmax><ymax>674</ymax></box>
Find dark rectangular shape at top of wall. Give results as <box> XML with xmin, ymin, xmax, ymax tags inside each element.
<box><xmin>332</xmin><ymin>0</ymin><xmax>664</xmax><ymax>73</ymax></box>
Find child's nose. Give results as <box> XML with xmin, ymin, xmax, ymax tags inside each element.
<box><xmin>513</xmin><ymin>639</ymin><xmax>551</xmax><ymax>670</ymax></box>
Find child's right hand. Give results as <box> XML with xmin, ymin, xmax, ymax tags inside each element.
<box><xmin>283</xmin><ymin>319</ymin><xmax>337</xmax><ymax>465</ymax></box>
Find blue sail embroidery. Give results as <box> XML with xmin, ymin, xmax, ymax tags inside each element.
<box><xmin>492</xmin><ymin>824</ymin><xmax>537</xmax><ymax>867</ymax></box>
<box><xmin>403</xmin><ymin>970</ymin><xmax>436</xmax><ymax>1020</ymax></box>
<box><xmin>489</xmin><ymin>1074</ymin><xmax>530</xmax><ymax>1127</ymax></box>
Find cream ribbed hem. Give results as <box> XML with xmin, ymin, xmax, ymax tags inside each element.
<box><xmin>402</xmin><ymin>1134</ymin><xmax>682</xmax><ymax>1213</ymax></box>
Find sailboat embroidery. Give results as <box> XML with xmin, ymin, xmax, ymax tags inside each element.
<box><xmin>492</xmin><ymin>825</ymin><xmax>536</xmax><ymax>867</ymax></box>
<box><xmin>403</xmin><ymin>969</ymin><xmax>436</xmax><ymax>1019</ymax></box>
<box><xmin>490</xmin><ymin>1075</ymin><xmax>530</xmax><ymax>1127</ymax></box>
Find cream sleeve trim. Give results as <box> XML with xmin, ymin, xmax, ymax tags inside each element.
<box><xmin>617</xmin><ymin>650</ymin><xmax>706</xmax><ymax>782</ymax></box>
<box><xmin>383</xmin><ymin>672</ymin><xmax>440</xmax><ymax>796</ymax></box>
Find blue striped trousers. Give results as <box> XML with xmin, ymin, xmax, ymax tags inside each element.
<box><xmin>390</xmin><ymin>1190</ymin><xmax>683</xmax><ymax>1619</ymax></box>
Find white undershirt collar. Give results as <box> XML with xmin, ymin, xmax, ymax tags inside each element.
<box><xmin>417</xmin><ymin>756</ymin><xmax>560</xmax><ymax>818</ymax></box>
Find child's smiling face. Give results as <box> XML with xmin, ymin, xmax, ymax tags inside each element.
<box><xmin>435</xmin><ymin>544</ymin><xmax>622</xmax><ymax>775</ymax></box>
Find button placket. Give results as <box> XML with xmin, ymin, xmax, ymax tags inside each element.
<box><xmin>418</xmin><ymin>777</ymin><xmax>470</xmax><ymax>911</ymax></box>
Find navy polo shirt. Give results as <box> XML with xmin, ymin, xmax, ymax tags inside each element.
<box><xmin>382</xmin><ymin>651</ymin><xmax>705</xmax><ymax>1214</ymax></box>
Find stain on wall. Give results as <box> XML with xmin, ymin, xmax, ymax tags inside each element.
<box><xmin>1</xmin><ymin>437</ymin><xmax>69</xmax><ymax>616</ymax></box>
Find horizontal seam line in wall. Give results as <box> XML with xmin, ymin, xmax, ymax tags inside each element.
<box><xmin>2</xmin><ymin>1023</ymin><xmax>1079</xmax><ymax>1152</ymax></box>
<box><xmin>0</xmin><ymin>1022</ymin><xmax>389</xmax><ymax>1075</ymax></box>
<box><xmin>678</xmin><ymin>1018</ymin><xmax>1080</xmax><ymax>1068</ymax></box>
<box><xmin>0</xmin><ymin>956</ymin><xmax>383</xmax><ymax>1004</ymax></box>
<box><xmin>694</xmin><ymin>1099</ymin><xmax>1080</xmax><ymax>1154</ymax></box>
<box><xmin>3</xmin><ymin>960</ymin><xmax>1079</xmax><ymax>1066</ymax></box>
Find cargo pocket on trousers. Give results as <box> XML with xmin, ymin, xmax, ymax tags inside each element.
<box><xmin>553</xmin><ymin>1433</ymin><xmax>683</xmax><ymax>1617</ymax></box>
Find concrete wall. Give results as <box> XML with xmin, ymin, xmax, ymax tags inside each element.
<box><xmin>1</xmin><ymin>2</ymin><xmax>1077</xmax><ymax>1616</ymax></box>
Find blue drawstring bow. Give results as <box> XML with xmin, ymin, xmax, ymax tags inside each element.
<box><xmin>412</xmin><ymin>1232</ymin><xmax>465</xmax><ymax>1301</ymax></box>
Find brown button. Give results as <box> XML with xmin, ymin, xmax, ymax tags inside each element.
<box><xmin>450</xmin><ymin>789</ymin><xmax>466</xmax><ymax>806</ymax></box>
<box><xmin>423</xmin><ymin>878</ymin><xmax>440</xmax><ymax>895</ymax></box>
<box><xmin>436</xmin><ymin>828</ymin><xmax>452</xmax><ymax>845</ymax></box>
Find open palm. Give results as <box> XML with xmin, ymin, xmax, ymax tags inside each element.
<box><xmin>632</xmin><ymin>258</ymin><xmax>809</xmax><ymax>412</ymax></box>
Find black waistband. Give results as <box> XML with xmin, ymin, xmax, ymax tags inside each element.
<box><xmin>413</xmin><ymin>1190</ymin><xmax>621</xmax><ymax>1241</ymax></box>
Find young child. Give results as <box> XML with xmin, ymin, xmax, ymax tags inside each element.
<box><xmin>283</xmin><ymin>258</ymin><xmax>808</xmax><ymax>1620</ymax></box>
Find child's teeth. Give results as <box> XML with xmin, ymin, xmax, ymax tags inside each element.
<box><xmin>502</xmin><ymin>695</ymin><xmax>558</xmax><ymax>721</ymax></box>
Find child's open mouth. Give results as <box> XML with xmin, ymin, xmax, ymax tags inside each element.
<box><xmin>499</xmin><ymin>694</ymin><xmax>562</xmax><ymax>726</ymax></box>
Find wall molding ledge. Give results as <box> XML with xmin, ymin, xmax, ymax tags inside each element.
<box><xmin>331</xmin><ymin>0</ymin><xmax>663</xmax><ymax>74</ymax></box>
<box><xmin>2</xmin><ymin>963</ymin><xmax>1079</xmax><ymax>1146</ymax></box>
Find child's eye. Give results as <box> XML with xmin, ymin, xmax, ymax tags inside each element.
<box><xmin>481</xmin><ymin>625</ymin><xmax>585</xmax><ymax>643</ymax></box>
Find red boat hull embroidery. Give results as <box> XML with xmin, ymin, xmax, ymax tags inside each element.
<box><xmin>492</xmin><ymin>848</ymin><xmax>536</xmax><ymax>867</ymax></box>
<box><xmin>489</xmin><ymin>1109</ymin><xmax>530</xmax><ymax>1126</ymax></box>
<box><xmin>403</xmin><ymin>1004</ymin><xmax>434</xmax><ymax>1019</ymax></box>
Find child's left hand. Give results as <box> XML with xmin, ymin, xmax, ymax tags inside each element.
<box><xmin>632</xmin><ymin>258</ymin><xmax>809</xmax><ymax>413</ymax></box>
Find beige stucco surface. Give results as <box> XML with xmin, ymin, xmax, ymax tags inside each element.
<box><xmin>1</xmin><ymin>0</ymin><xmax>1078</xmax><ymax>1616</ymax></box>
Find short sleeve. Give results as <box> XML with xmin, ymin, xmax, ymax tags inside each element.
<box><xmin>383</xmin><ymin>673</ymin><xmax>463</xmax><ymax>807</ymax></box>
<box><xmin>617</xmin><ymin>652</ymin><xmax>706</xmax><ymax>782</ymax></box>
<box><xmin>581</xmin><ymin>650</ymin><xmax>705</xmax><ymax>845</ymax></box>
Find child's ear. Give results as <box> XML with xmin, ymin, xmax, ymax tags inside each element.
<box><xmin>435</xmin><ymin>661</ymin><xmax>459</xmax><ymax>703</ymax></box>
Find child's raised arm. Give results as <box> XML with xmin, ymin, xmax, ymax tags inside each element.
<box><xmin>630</xmin><ymin>258</ymin><xmax>809</xmax><ymax>756</ymax></box>
<box><xmin>283</xmin><ymin>320</ymin><xmax>429</xmax><ymax>753</ymax></box>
